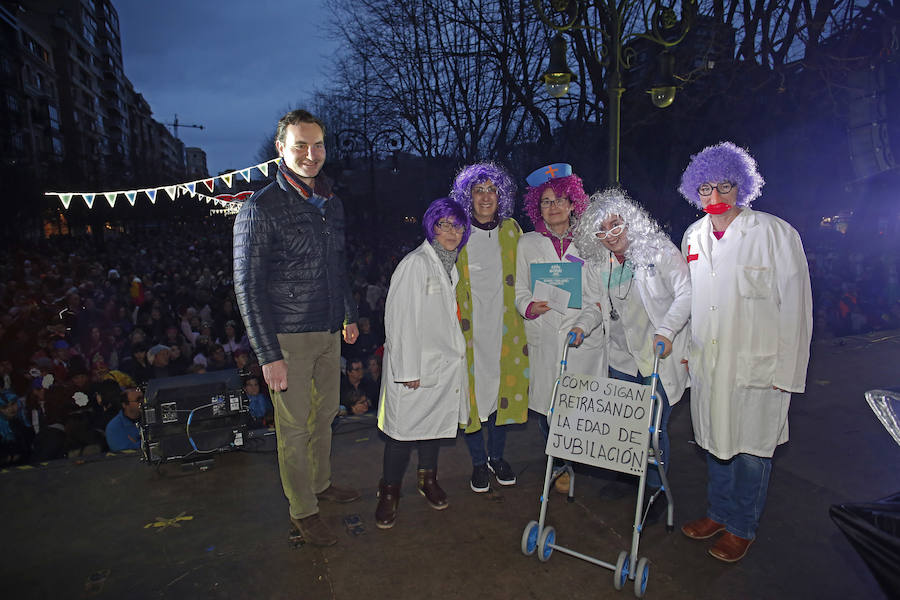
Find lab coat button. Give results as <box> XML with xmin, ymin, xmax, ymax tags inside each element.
<box><xmin>712</xmin><ymin>339</ymin><xmax>718</xmax><ymax>345</ymax></box>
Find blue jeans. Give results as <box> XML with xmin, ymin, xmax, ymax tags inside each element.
<box><xmin>608</xmin><ymin>367</ymin><xmax>671</xmax><ymax>489</ymax></box>
<box><xmin>707</xmin><ymin>452</ymin><xmax>773</xmax><ymax>540</ymax></box>
<box><xmin>464</xmin><ymin>411</ymin><xmax>507</xmax><ymax>466</ymax></box>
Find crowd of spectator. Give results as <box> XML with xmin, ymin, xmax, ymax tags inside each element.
<box><xmin>805</xmin><ymin>233</ymin><xmax>900</xmax><ymax>338</ymax></box>
<box><xmin>0</xmin><ymin>216</ymin><xmax>895</xmax><ymax>466</ymax></box>
<box><xmin>0</xmin><ymin>219</ymin><xmax>413</xmax><ymax>466</ymax></box>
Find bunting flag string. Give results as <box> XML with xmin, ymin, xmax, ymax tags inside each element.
<box><xmin>44</xmin><ymin>157</ymin><xmax>281</xmax><ymax>210</ymax></box>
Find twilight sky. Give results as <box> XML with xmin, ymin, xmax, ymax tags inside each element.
<box><xmin>116</xmin><ymin>0</ymin><xmax>341</xmax><ymax>177</ymax></box>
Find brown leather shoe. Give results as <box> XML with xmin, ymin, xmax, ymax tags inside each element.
<box><xmin>554</xmin><ymin>471</ymin><xmax>570</xmax><ymax>494</ymax></box>
<box><xmin>290</xmin><ymin>514</ymin><xmax>337</xmax><ymax>547</ymax></box>
<box><xmin>709</xmin><ymin>531</ymin><xmax>754</xmax><ymax>562</ymax></box>
<box><xmin>681</xmin><ymin>517</ymin><xmax>726</xmax><ymax>540</ymax></box>
<box><xmin>417</xmin><ymin>468</ymin><xmax>448</xmax><ymax>510</ymax></box>
<box><xmin>375</xmin><ymin>480</ymin><xmax>401</xmax><ymax>529</ymax></box>
<box><xmin>316</xmin><ymin>483</ymin><xmax>361</xmax><ymax>504</ymax></box>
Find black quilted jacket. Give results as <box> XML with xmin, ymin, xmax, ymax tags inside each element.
<box><xmin>232</xmin><ymin>170</ymin><xmax>358</xmax><ymax>365</ymax></box>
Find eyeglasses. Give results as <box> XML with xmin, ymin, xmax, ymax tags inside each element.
<box><xmin>540</xmin><ymin>197</ymin><xmax>569</xmax><ymax>209</ymax></box>
<box><xmin>697</xmin><ymin>181</ymin><xmax>735</xmax><ymax>196</ymax></box>
<box><xmin>595</xmin><ymin>224</ymin><xmax>626</xmax><ymax>239</ymax></box>
<box><xmin>349</xmin><ymin>366</ymin><xmax>364</xmax><ymax>371</ymax></box>
<box><xmin>436</xmin><ymin>220</ymin><xmax>465</xmax><ymax>233</ymax></box>
<box><xmin>472</xmin><ymin>185</ymin><xmax>498</xmax><ymax>195</ymax></box>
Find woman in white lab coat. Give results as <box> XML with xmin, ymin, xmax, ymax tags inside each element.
<box><xmin>375</xmin><ymin>198</ymin><xmax>471</xmax><ymax>529</ymax></box>
<box><xmin>514</xmin><ymin>163</ymin><xmax>607</xmax><ymax>492</ymax></box>
<box><xmin>450</xmin><ymin>162</ymin><xmax>529</xmax><ymax>493</ymax></box>
<box><xmin>569</xmin><ymin>188</ymin><xmax>691</xmax><ymax>523</ymax></box>
<box><xmin>677</xmin><ymin>142</ymin><xmax>812</xmax><ymax>563</ymax></box>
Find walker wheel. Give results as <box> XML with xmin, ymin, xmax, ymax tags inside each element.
<box><xmin>521</xmin><ymin>520</ymin><xmax>539</xmax><ymax>556</ymax></box>
<box><xmin>537</xmin><ymin>526</ymin><xmax>556</xmax><ymax>562</ymax></box>
<box><xmin>614</xmin><ymin>550</ymin><xmax>629</xmax><ymax>590</ymax></box>
<box><xmin>633</xmin><ymin>557</ymin><xmax>650</xmax><ymax>598</ymax></box>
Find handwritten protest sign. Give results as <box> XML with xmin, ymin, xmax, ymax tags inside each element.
<box><xmin>545</xmin><ymin>373</ymin><xmax>653</xmax><ymax>475</ymax></box>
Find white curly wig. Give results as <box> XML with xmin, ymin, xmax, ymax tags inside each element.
<box><xmin>573</xmin><ymin>188</ymin><xmax>673</xmax><ymax>269</ymax></box>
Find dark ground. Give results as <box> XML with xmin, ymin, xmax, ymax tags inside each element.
<box><xmin>3</xmin><ymin>330</ymin><xmax>899</xmax><ymax>600</ymax></box>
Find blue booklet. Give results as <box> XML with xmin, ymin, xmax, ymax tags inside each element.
<box><xmin>530</xmin><ymin>262</ymin><xmax>582</xmax><ymax>309</ymax></box>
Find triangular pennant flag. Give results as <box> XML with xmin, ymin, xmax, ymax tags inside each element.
<box><xmin>239</xmin><ymin>168</ymin><xmax>251</xmax><ymax>182</ymax></box>
<box><xmin>59</xmin><ymin>194</ymin><xmax>73</xmax><ymax>209</ymax></box>
<box><xmin>83</xmin><ymin>193</ymin><xmax>95</xmax><ymax>208</ymax></box>
<box><xmin>164</xmin><ymin>186</ymin><xmax>177</xmax><ymax>200</ymax></box>
<box><xmin>221</xmin><ymin>173</ymin><xmax>233</xmax><ymax>187</ymax></box>
<box><xmin>274</xmin><ymin>157</ymin><xmax>282</xmax><ymax>165</ymax></box>
<box><xmin>125</xmin><ymin>191</ymin><xmax>137</xmax><ymax>206</ymax></box>
<box><xmin>104</xmin><ymin>192</ymin><xmax>118</xmax><ymax>207</ymax></box>
<box><xmin>145</xmin><ymin>189</ymin><xmax>157</xmax><ymax>204</ymax></box>
<box><xmin>185</xmin><ymin>182</ymin><xmax>196</xmax><ymax>196</ymax></box>
<box><xmin>257</xmin><ymin>162</ymin><xmax>269</xmax><ymax>177</ymax></box>
<box><xmin>203</xmin><ymin>179</ymin><xmax>215</xmax><ymax>193</ymax></box>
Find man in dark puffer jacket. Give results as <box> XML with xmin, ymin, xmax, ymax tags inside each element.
<box><xmin>233</xmin><ymin>109</ymin><xmax>360</xmax><ymax>547</ymax></box>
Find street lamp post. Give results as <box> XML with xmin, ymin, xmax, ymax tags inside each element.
<box><xmin>335</xmin><ymin>127</ymin><xmax>405</xmax><ymax>229</ymax></box>
<box><xmin>536</xmin><ymin>0</ymin><xmax>696</xmax><ymax>185</ymax></box>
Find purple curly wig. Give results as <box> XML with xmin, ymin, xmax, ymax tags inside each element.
<box><xmin>523</xmin><ymin>174</ymin><xmax>590</xmax><ymax>228</ymax></box>
<box><xmin>423</xmin><ymin>197</ymin><xmax>471</xmax><ymax>249</ymax></box>
<box><xmin>678</xmin><ymin>141</ymin><xmax>765</xmax><ymax>208</ymax></box>
<box><xmin>449</xmin><ymin>162</ymin><xmax>517</xmax><ymax>219</ymax></box>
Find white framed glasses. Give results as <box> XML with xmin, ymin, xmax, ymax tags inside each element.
<box><xmin>595</xmin><ymin>224</ymin><xmax>626</xmax><ymax>239</ymax></box>
<box><xmin>436</xmin><ymin>220</ymin><xmax>465</xmax><ymax>233</ymax></box>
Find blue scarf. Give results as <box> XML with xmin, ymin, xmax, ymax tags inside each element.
<box><xmin>278</xmin><ymin>160</ymin><xmax>328</xmax><ymax>214</ymax></box>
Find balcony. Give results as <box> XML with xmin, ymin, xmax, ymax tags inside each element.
<box><xmin>101</xmin><ymin>96</ymin><xmax>125</xmax><ymax>117</ymax></box>
<box><xmin>104</xmin><ymin>115</ymin><xmax>124</xmax><ymax>133</ymax></box>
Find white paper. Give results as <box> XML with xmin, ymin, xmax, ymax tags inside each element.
<box><xmin>533</xmin><ymin>280</ymin><xmax>571</xmax><ymax>315</ymax></box>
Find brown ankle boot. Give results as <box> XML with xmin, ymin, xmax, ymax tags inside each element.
<box><xmin>417</xmin><ymin>468</ymin><xmax>448</xmax><ymax>510</ymax></box>
<box><xmin>375</xmin><ymin>480</ymin><xmax>401</xmax><ymax>529</ymax></box>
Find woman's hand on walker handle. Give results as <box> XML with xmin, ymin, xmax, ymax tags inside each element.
<box><xmin>569</xmin><ymin>328</ymin><xmax>584</xmax><ymax>347</ymax></box>
<box><xmin>653</xmin><ymin>334</ymin><xmax>672</xmax><ymax>358</ymax></box>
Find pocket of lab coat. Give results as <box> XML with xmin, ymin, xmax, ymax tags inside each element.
<box><xmin>426</xmin><ymin>276</ymin><xmax>442</xmax><ymax>295</ymax></box>
<box><xmin>737</xmin><ymin>265</ymin><xmax>773</xmax><ymax>299</ymax></box>
<box><xmin>643</xmin><ymin>271</ymin><xmax>671</xmax><ymax>299</ymax></box>
<box><xmin>419</xmin><ymin>352</ymin><xmax>442</xmax><ymax>388</ymax></box>
<box><xmin>735</xmin><ymin>352</ymin><xmax>776</xmax><ymax>388</ymax></box>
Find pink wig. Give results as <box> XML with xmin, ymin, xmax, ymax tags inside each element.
<box><xmin>523</xmin><ymin>174</ymin><xmax>590</xmax><ymax>228</ymax></box>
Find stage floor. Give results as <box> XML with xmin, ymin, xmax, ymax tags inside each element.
<box><xmin>3</xmin><ymin>330</ymin><xmax>899</xmax><ymax>599</ymax></box>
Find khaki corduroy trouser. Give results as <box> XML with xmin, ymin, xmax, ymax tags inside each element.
<box><xmin>272</xmin><ymin>331</ymin><xmax>340</xmax><ymax>519</ymax></box>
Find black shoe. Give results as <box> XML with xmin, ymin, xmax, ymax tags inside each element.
<box><xmin>487</xmin><ymin>458</ymin><xmax>516</xmax><ymax>486</ymax></box>
<box><xmin>290</xmin><ymin>514</ymin><xmax>337</xmax><ymax>546</ymax></box>
<box><xmin>470</xmin><ymin>463</ymin><xmax>490</xmax><ymax>492</ymax></box>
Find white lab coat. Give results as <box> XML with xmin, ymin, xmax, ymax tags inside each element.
<box><xmin>378</xmin><ymin>241</ymin><xmax>469</xmax><ymax>441</ymax></box>
<box><xmin>515</xmin><ymin>232</ymin><xmax>608</xmax><ymax>415</ymax></box>
<box><xmin>573</xmin><ymin>240</ymin><xmax>691</xmax><ymax>405</ymax></box>
<box><xmin>681</xmin><ymin>208</ymin><xmax>812</xmax><ymax>459</ymax></box>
